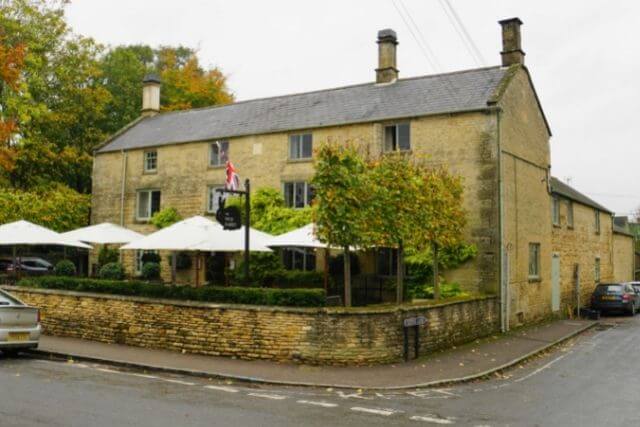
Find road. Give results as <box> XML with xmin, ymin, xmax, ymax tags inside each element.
<box><xmin>1</xmin><ymin>316</ymin><xmax>638</xmax><ymax>427</ymax></box>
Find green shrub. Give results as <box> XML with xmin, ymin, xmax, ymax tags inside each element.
<box><xmin>233</xmin><ymin>252</ymin><xmax>284</xmax><ymax>286</ymax></box>
<box><xmin>99</xmin><ymin>262</ymin><xmax>125</xmax><ymax>280</ymax></box>
<box><xmin>150</xmin><ymin>207</ymin><xmax>182</xmax><ymax>229</ymax></box>
<box><xmin>408</xmin><ymin>281</ymin><xmax>468</xmax><ymax>300</ymax></box>
<box><xmin>54</xmin><ymin>260</ymin><xmax>76</xmax><ymax>276</ymax></box>
<box><xmin>97</xmin><ymin>246</ymin><xmax>119</xmax><ymax>267</ymax></box>
<box><xmin>17</xmin><ymin>276</ymin><xmax>325</xmax><ymax>308</ymax></box>
<box><xmin>141</xmin><ymin>252</ymin><xmax>161</xmax><ymax>264</ymax></box>
<box><xmin>141</xmin><ymin>262</ymin><xmax>160</xmax><ymax>280</ymax></box>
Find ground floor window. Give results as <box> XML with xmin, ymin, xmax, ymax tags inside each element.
<box><xmin>136</xmin><ymin>250</ymin><xmax>157</xmax><ymax>274</ymax></box>
<box><xmin>282</xmin><ymin>247</ymin><xmax>316</xmax><ymax>271</ymax></box>
<box><xmin>376</xmin><ymin>248</ymin><xmax>398</xmax><ymax>276</ymax></box>
<box><xmin>206</xmin><ymin>185</ymin><xmax>225</xmax><ymax>214</ymax></box>
<box><xmin>528</xmin><ymin>243</ymin><xmax>540</xmax><ymax>279</ymax></box>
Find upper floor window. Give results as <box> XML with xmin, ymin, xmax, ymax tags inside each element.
<box><xmin>384</xmin><ymin>123</ymin><xmax>410</xmax><ymax>152</ymax></box>
<box><xmin>206</xmin><ymin>185</ymin><xmax>224</xmax><ymax>214</ymax></box>
<box><xmin>283</xmin><ymin>181</ymin><xmax>314</xmax><ymax>208</ymax></box>
<box><xmin>528</xmin><ymin>242</ymin><xmax>540</xmax><ymax>279</ymax></box>
<box><xmin>137</xmin><ymin>189</ymin><xmax>161</xmax><ymax>221</ymax></box>
<box><xmin>282</xmin><ymin>247</ymin><xmax>316</xmax><ymax>271</ymax></box>
<box><xmin>289</xmin><ymin>133</ymin><xmax>312</xmax><ymax>160</ymax></box>
<box><xmin>144</xmin><ymin>150</ymin><xmax>157</xmax><ymax>173</ymax></box>
<box><xmin>210</xmin><ymin>141</ymin><xmax>229</xmax><ymax>167</ymax></box>
<box><xmin>595</xmin><ymin>210</ymin><xmax>601</xmax><ymax>234</ymax></box>
<box><xmin>551</xmin><ymin>196</ymin><xmax>560</xmax><ymax>226</ymax></box>
<box><xmin>566</xmin><ymin>200</ymin><xmax>574</xmax><ymax>228</ymax></box>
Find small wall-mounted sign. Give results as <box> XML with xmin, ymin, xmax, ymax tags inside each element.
<box><xmin>403</xmin><ymin>316</ymin><xmax>427</xmax><ymax>328</ymax></box>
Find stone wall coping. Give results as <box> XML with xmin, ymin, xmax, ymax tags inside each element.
<box><xmin>2</xmin><ymin>285</ymin><xmax>497</xmax><ymax>316</ymax></box>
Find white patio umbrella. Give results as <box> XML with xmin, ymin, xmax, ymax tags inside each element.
<box><xmin>61</xmin><ymin>222</ymin><xmax>144</xmax><ymax>245</ymax></box>
<box><xmin>0</xmin><ymin>220</ymin><xmax>91</xmax><ymax>249</ymax></box>
<box><xmin>266</xmin><ymin>223</ymin><xmax>326</xmax><ymax>249</ymax></box>
<box><xmin>120</xmin><ymin>216</ymin><xmax>272</xmax><ymax>285</ymax></box>
<box><xmin>119</xmin><ymin>216</ymin><xmax>273</xmax><ymax>252</ymax></box>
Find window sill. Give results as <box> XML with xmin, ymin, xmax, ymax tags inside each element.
<box><xmin>207</xmin><ymin>165</ymin><xmax>225</xmax><ymax>170</ymax></box>
<box><xmin>134</xmin><ymin>219</ymin><xmax>151</xmax><ymax>224</ymax></box>
<box><xmin>552</xmin><ymin>223</ymin><xmax>560</xmax><ymax>228</ymax></box>
<box><xmin>382</xmin><ymin>149</ymin><xmax>412</xmax><ymax>155</ymax></box>
<box><xmin>287</xmin><ymin>158</ymin><xmax>313</xmax><ymax>164</ymax></box>
<box><xmin>142</xmin><ymin>170</ymin><xmax>157</xmax><ymax>175</ymax></box>
<box><xmin>528</xmin><ymin>276</ymin><xmax>542</xmax><ymax>283</ymax></box>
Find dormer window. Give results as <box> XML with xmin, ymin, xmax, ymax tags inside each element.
<box><xmin>383</xmin><ymin>123</ymin><xmax>410</xmax><ymax>152</ymax></box>
<box><xmin>144</xmin><ymin>150</ymin><xmax>157</xmax><ymax>173</ymax></box>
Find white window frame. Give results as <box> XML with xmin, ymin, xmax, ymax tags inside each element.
<box><xmin>528</xmin><ymin>242</ymin><xmax>540</xmax><ymax>279</ymax></box>
<box><xmin>209</xmin><ymin>141</ymin><xmax>229</xmax><ymax>167</ymax></box>
<box><xmin>383</xmin><ymin>122</ymin><xmax>411</xmax><ymax>152</ymax></box>
<box><xmin>289</xmin><ymin>133</ymin><xmax>313</xmax><ymax>160</ymax></box>
<box><xmin>283</xmin><ymin>181</ymin><xmax>313</xmax><ymax>208</ymax></box>
<box><xmin>136</xmin><ymin>189</ymin><xmax>161</xmax><ymax>221</ymax></box>
<box><xmin>144</xmin><ymin>150</ymin><xmax>157</xmax><ymax>173</ymax></box>
<box><xmin>282</xmin><ymin>247</ymin><xmax>316</xmax><ymax>271</ymax></box>
<box><xmin>552</xmin><ymin>196</ymin><xmax>560</xmax><ymax>226</ymax></box>
<box><xmin>206</xmin><ymin>185</ymin><xmax>225</xmax><ymax>214</ymax></box>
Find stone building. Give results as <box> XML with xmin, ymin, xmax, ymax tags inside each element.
<box><xmin>91</xmin><ymin>18</ymin><xmax>634</xmax><ymax>327</ymax></box>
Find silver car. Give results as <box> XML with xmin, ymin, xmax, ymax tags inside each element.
<box><xmin>0</xmin><ymin>289</ymin><xmax>41</xmax><ymax>355</ymax></box>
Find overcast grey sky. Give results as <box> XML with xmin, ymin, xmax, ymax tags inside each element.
<box><xmin>65</xmin><ymin>0</ymin><xmax>640</xmax><ymax>216</ymax></box>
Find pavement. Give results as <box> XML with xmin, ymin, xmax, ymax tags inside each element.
<box><xmin>29</xmin><ymin>318</ymin><xmax>595</xmax><ymax>389</ymax></box>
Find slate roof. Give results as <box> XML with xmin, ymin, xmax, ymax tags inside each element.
<box><xmin>97</xmin><ymin>66</ymin><xmax>507</xmax><ymax>153</ymax></box>
<box><xmin>550</xmin><ymin>177</ymin><xmax>612</xmax><ymax>214</ymax></box>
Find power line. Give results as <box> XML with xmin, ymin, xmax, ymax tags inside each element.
<box><xmin>389</xmin><ymin>0</ymin><xmax>461</xmax><ymax>99</ymax></box>
<box><xmin>438</xmin><ymin>0</ymin><xmax>486</xmax><ymax>67</ymax></box>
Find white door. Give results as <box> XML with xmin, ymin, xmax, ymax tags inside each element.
<box><xmin>551</xmin><ymin>254</ymin><xmax>561</xmax><ymax>312</ymax></box>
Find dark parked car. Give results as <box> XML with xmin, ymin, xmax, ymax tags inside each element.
<box><xmin>591</xmin><ymin>283</ymin><xmax>640</xmax><ymax>315</ymax></box>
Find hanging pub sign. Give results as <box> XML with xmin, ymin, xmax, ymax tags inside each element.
<box><xmin>219</xmin><ymin>206</ymin><xmax>242</xmax><ymax>230</ymax></box>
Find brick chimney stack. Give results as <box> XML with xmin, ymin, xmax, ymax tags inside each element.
<box><xmin>141</xmin><ymin>73</ymin><xmax>161</xmax><ymax>117</ymax></box>
<box><xmin>499</xmin><ymin>18</ymin><xmax>525</xmax><ymax>66</ymax></box>
<box><xmin>376</xmin><ymin>29</ymin><xmax>399</xmax><ymax>84</ymax></box>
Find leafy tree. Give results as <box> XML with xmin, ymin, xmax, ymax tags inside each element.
<box><xmin>150</xmin><ymin>207</ymin><xmax>182</xmax><ymax>229</ymax></box>
<box><xmin>411</xmin><ymin>168</ymin><xmax>467</xmax><ymax>299</ymax></box>
<box><xmin>0</xmin><ymin>184</ymin><xmax>90</xmax><ymax>231</ymax></box>
<box><xmin>312</xmin><ymin>143</ymin><xmax>372</xmax><ymax>306</ymax></box>
<box><xmin>225</xmin><ymin>188</ymin><xmax>312</xmax><ymax>235</ymax></box>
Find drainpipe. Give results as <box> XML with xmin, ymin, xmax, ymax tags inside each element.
<box><xmin>120</xmin><ymin>150</ymin><xmax>127</xmax><ymax>226</ymax></box>
<box><xmin>496</xmin><ymin>109</ymin><xmax>508</xmax><ymax>333</ymax></box>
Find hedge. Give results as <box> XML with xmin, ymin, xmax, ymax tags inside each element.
<box><xmin>17</xmin><ymin>276</ymin><xmax>326</xmax><ymax>308</ymax></box>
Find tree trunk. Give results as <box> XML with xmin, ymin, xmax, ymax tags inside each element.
<box><xmin>433</xmin><ymin>242</ymin><xmax>440</xmax><ymax>300</ymax></box>
<box><xmin>396</xmin><ymin>240</ymin><xmax>404</xmax><ymax>304</ymax></box>
<box><xmin>344</xmin><ymin>246</ymin><xmax>352</xmax><ymax>307</ymax></box>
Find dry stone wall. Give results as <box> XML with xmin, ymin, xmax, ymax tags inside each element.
<box><xmin>6</xmin><ymin>287</ymin><xmax>499</xmax><ymax>365</ymax></box>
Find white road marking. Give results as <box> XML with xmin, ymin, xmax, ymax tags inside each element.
<box><xmin>95</xmin><ymin>368</ymin><xmax>121</xmax><ymax>374</ymax></box>
<box><xmin>350</xmin><ymin>407</ymin><xmax>396</xmax><ymax>416</ymax></box>
<box><xmin>336</xmin><ymin>391</ymin><xmax>373</xmax><ymax>400</ymax></box>
<box><xmin>248</xmin><ymin>393</ymin><xmax>287</xmax><ymax>400</ymax></box>
<box><xmin>129</xmin><ymin>373</ymin><xmax>159</xmax><ymax>380</ymax></box>
<box><xmin>159</xmin><ymin>378</ymin><xmax>195</xmax><ymax>386</ymax></box>
<box><xmin>410</xmin><ymin>414</ymin><xmax>455</xmax><ymax>424</ymax></box>
<box><xmin>204</xmin><ymin>385</ymin><xmax>239</xmax><ymax>393</ymax></box>
<box><xmin>296</xmin><ymin>400</ymin><xmax>338</xmax><ymax>408</ymax></box>
<box><xmin>513</xmin><ymin>352</ymin><xmax>569</xmax><ymax>383</ymax></box>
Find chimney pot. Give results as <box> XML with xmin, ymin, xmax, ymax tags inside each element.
<box><xmin>376</xmin><ymin>29</ymin><xmax>399</xmax><ymax>84</ymax></box>
<box><xmin>142</xmin><ymin>73</ymin><xmax>161</xmax><ymax>117</ymax></box>
<box><xmin>499</xmin><ymin>17</ymin><xmax>525</xmax><ymax>66</ymax></box>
